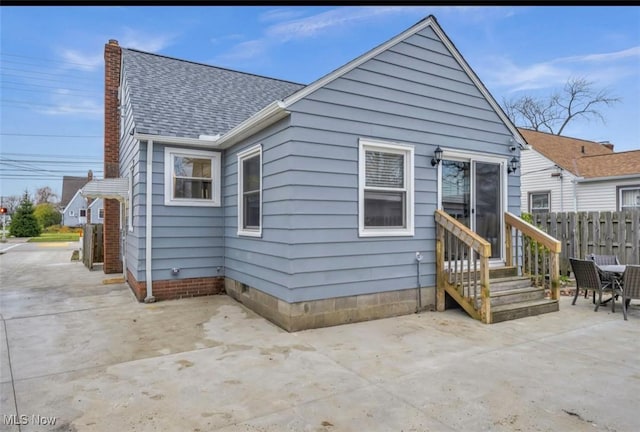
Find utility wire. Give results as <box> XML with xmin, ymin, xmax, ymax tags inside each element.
<box><xmin>1</xmin><ymin>133</ymin><xmax>102</xmax><ymax>138</ymax></box>
<box><xmin>1</xmin><ymin>86</ymin><xmax>102</xmax><ymax>98</ymax></box>
<box><xmin>0</xmin><ymin>52</ymin><xmax>99</xmax><ymax>67</ymax></box>
<box><xmin>1</xmin><ymin>80</ymin><xmax>99</xmax><ymax>93</ymax></box>
<box><xmin>0</xmin><ymin>66</ymin><xmax>97</xmax><ymax>81</ymax></box>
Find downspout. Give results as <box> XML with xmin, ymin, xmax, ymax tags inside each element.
<box><xmin>415</xmin><ymin>252</ymin><xmax>423</xmax><ymax>312</ymax></box>
<box><xmin>145</xmin><ymin>140</ymin><xmax>155</xmax><ymax>302</ymax></box>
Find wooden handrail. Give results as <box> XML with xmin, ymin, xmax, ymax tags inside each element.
<box><xmin>435</xmin><ymin>210</ymin><xmax>492</xmax><ymax>258</ymax></box>
<box><xmin>435</xmin><ymin>209</ymin><xmax>492</xmax><ymax>323</ymax></box>
<box><xmin>504</xmin><ymin>212</ymin><xmax>561</xmax><ymax>253</ymax></box>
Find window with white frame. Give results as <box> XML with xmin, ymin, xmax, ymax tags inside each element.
<box><xmin>237</xmin><ymin>144</ymin><xmax>262</xmax><ymax>237</ymax></box>
<box><xmin>529</xmin><ymin>191</ymin><xmax>550</xmax><ymax>214</ymax></box>
<box><xmin>69</xmin><ymin>210</ymin><xmax>74</xmax><ymax>216</ymax></box>
<box><xmin>79</xmin><ymin>209</ymin><xmax>86</xmax><ymax>217</ymax></box>
<box><xmin>164</xmin><ymin>147</ymin><xmax>221</xmax><ymax>206</ymax></box>
<box><xmin>619</xmin><ymin>186</ymin><xmax>640</xmax><ymax>211</ymax></box>
<box><xmin>99</xmin><ymin>208</ymin><xmax>104</xmax><ymax>219</ymax></box>
<box><xmin>359</xmin><ymin>139</ymin><xmax>414</xmax><ymax>237</ymax></box>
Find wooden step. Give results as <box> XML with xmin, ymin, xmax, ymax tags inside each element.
<box><xmin>489</xmin><ymin>286</ymin><xmax>546</xmax><ymax>306</ymax></box>
<box><xmin>489</xmin><ymin>266</ymin><xmax>518</xmax><ymax>279</ymax></box>
<box><xmin>488</xmin><ymin>276</ymin><xmax>533</xmax><ymax>292</ymax></box>
<box><xmin>490</xmin><ymin>299</ymin><xmax>559</xmax><ymax>323</ymax></box>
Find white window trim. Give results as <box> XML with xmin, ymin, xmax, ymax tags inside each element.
<box><xmin>69</xmin><ymin>210</ymin><xmax>75</xmax><ymax>216</ymax></box>
<box><xmin>529</xmin><ymin>191</ymin><xmax>551</xmax><ymax>213</ymax></box>
<box><xmin>619</xmin><ymin>186</ymin><xmax>640</xmax><ymax>211</ymax></box>
<box><xmin>237</xmin><ymin>144</ymin><xmax>262</xmax><ymax>237</ymax></box>
<box><xmin>358</xmin><ymin>138</ymin><xmax>414</xmax><ymax>237</ymax></box>
<box><xmin>79</xmin><ymin>209</ymin><xmax>87</xmax><ymax>217</ymax></box>
<box><xmin>164</xmin><ymin>147</ymin><xmax>221</xmax><ymax>207</ymax></box>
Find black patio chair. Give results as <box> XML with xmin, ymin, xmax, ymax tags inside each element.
<box><xmin>585</xmin><ymin>254</ymin><xmax>621</xmax><ymax>301</ymax></box>
<box><xmin>621</xmin><ymin>265</ymin><xmax>640</xmax><ymax>321</ymax></box>
<box><xmin>570</xmin><ymin>258</ymin><xmax>622</xmax><ymax>313</ymax></box>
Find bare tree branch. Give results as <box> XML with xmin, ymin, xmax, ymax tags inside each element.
<box><xmin>502</xmin><ymin>76</ymin><xmax>621</xmax><ymax>135</ymax></box>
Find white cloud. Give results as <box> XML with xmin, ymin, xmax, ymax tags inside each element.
<box><xmin>39</xmin><ymin>98</ymin><xmax>102</xmax><ymax>118</ymax></box>
<box><xmin>265</xmin><ymin>6</ymin><xmax>426</xmax><ymax>41</ymax></box>
<box><xmin>59</xmin><ymin>49</ymin><xmax>103</xmax><ymax>71</ymax></box>
<box><xmin>214</xmin><ymin>39</ymin><xmax>269</xmax><ymax>64</ymax></box>
<box><xmin>553</xmin><ymin>46</ymin><xmax>640</xmax><ymax>65</ymax></box>
<box><xmin>210</xmin><ymin>33</ymin><xmax>244</xmax><ymax>45</ymax></box>
<box><xmin>482</xmin><ymin>46</ymin><xmax>640</xmax><ymax>93</ymax></box>
<box><xmin>259</xmin><ymin>8</ymin><xmax>307</xmax><ymax>23</ymax></box>
<box><xmin>119</xmin><ymin>27</ymin><xmax>175</xmax><ymax>52</ymax></box>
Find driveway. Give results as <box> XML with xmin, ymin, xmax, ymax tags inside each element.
<box><xmin>1</xmin><ymin>241</ymin><xmax>639</xmax><ymax>432</ymax></box>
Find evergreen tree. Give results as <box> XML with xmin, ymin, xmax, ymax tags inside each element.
<box><xmin>9</xmin><ymin>192</ymin><xmax>41</xmax><ymax>238</ymax></box>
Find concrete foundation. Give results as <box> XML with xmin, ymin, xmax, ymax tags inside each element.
<box><xmin>224</xmin><ymin>277</ymin><xmax>436</xmax><ymax>332</ymax></box>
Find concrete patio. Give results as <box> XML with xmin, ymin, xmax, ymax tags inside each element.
<box><xmin>1</xmin><ymin>240</ymin><xmax>638</xmax><ymax>431</ymax></box>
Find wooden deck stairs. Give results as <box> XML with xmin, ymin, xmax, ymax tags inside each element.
<box><xmin>435</xmin><ymin>210</ymin><xmax>562</xmax><ymax>324</ymax></box>
<box><xmin>479</xmin><ymin>267</ymin><xmax>558</xmax><ymax>323</ymax></box>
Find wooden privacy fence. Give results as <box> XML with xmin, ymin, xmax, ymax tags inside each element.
<box><xmin>82</xmin><ymin>223</ymin><xmax>104</xmax><ymax>270</ymax></box>
<box><xmin>528</xmin><ymin>211</ymin><xmax>640</xmax><ymax>275</ymax></box>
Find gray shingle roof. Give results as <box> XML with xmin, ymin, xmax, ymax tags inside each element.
<box><xmin>61</xmin><ymin>176</ymin><xmax>88</xmax><ymax>208</ymax></box>
<box><xmin>121</xmin><ymin>49</ymin><xmax>305</xmax><ymax>139</ymax></box>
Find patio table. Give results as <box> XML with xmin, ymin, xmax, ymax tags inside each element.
<box><xmin>597</xmin><ymin>264</ymin><xmax>626</xmax><ymax>306</ymax></box>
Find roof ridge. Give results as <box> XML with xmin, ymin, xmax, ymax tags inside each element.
<box><xmin>121</xmin><ymin>47</ymin><xmax>306</xmax><ymax>87</ymax></box>
<box><xmin>518</xmin><ymin>127</ymin><xmax>604</xmax><ymax>145</ymax></box>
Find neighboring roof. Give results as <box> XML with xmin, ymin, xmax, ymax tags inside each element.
<box><xmin>88</xmin><ymin>198</ymin><xmax>103</xmax><ymax>210</ymax></box>
<box><xmin>519</xmin><ymin>128</ymin><xmax>612</xmax><ymax>174</ymax></box>
<box><xmin>122</xmin><ymin>49</ymin><xmax>305</xmax><ymax>139</ymax></box>
<box><xmin>62</xmin><ymin>189</ymin><xmax>86</xmax><ymax>215</ymax></box>
<box><xmin>576</xmin><ymin>150</ymin><xmax>640</xmax><ymax>179</ymax></box>
<box><xmin>61</xmin><ymin>176</ymin><xmax>88</xmax><ymax>208</ymax></box>
<box><xmin>519</xmin><ymin>128</ymin><xmax>639</xmax><ymax>179</ymax></box>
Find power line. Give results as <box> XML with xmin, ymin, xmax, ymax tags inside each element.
<box><xmin>0</xmin><ymin>66</ymin><xmax>98</xmax><ymax>81</ymax></box>
<box><xmin>0</xmin><ymin>52</ymin><xmax>99</xmax><ymax>68</ymax></box>
<box><xmin>1</xmin><ymin>86</ymin><xmax>102</xmax><ymax>98</ymax></box>
<box><xmin>1</xmin><ymin>72</ymin><xmax>97</xmax><ymax>85</ymax></box>
<box><xmin>1</xmin><ymin>80</ymin><xmax>99</xmax><ymax>93</ymax></box>
<box><xmin>1</xmin><ymin>133</ymin><xmax>102</xmax><ymax>138</ymax></box>
<box><xmin>1</xmin><ymin>152</ymin><xmax>103</xmax><ymax>160</ymax></box>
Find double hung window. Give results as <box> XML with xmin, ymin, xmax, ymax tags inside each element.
<box><xmin>237</xmin><ymin>145</ymin><xmax>262</xmax><ymax>237</ymax></box>
<box><xmin>359</xmin><ymin>139</ymin><xmax>414</xmax><ymax>237</ymax></box>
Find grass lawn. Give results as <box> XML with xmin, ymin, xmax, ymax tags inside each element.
<box><xmin>28</xmin><ymin>232</ymin><xmax>81</xmax><ymax>242</ymax></box>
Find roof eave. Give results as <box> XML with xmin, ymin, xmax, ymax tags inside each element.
<box><xmin>133</xmin><ymin>132</ymin><xmax>220</xmax><ymax>148</ymax></box>
<box><xmin>576</xmin><ymin>173</ymin><xmax>640</xmax><ymax>183</ymax></box>
<box><xmin>214</xmin><ymin>101</ymin><xmax>289</xmax><ymax>149</ymax></box>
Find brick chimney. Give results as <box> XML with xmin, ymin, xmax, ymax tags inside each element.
<box><xmin>599</xmin><ymin>141</ymin><xmax>614</xmax><ymax>152</ymax></box>
<box><xmin>103</xmin><ymin>39</ymin><xmax>122</xmax><ymax>274</ymax></box>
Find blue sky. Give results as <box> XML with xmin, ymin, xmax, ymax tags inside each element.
<box><xmin>1</xmin><ymin>5</ymin><xmax>639</xmax><ymax>200</ymax></box>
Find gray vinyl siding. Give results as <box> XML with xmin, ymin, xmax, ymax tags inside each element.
<box><xmin>136</xmin><ymin>143</ymin><xmax>225</xmax><ymax>282</ymax></box>
<box><xmin>62</xmin><ymin>193</ymin><xmax>87</xmax><ymax>227</ymax></box>
<box><xmin>89</xmin><ymin>198</ymin><xmax>104</xmax><ymax>224</ymax></box>
<box><xmin>277</xmin><ymin>25</ymin><xmax>519</xmax><ymax>302</ymax></box>
<box><xmin>223</xmin><ymin>118</ymin><xmax>295</xmax><ymax>300</ymax></box>
<box><xmin>119</xmin><ymin>69</ymin><xmax>143</xmax><ymax>281</ymax></box>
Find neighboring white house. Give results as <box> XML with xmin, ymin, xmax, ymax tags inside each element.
<box><xmin>61</xmin><ymin>189</ymin><xmax>88</xmax><ymax>227</ymax></box>
<box><xmin>519</xmin><ymin>128</ymin><xmax>640</xmax><ymax>214</ymax></box>
<box><xmin>88</xmin><ymin>198</ymin><xmax>104</xmax><ymax>224</ymax></box>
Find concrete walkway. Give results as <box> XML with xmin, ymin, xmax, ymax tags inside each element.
<box><xmin>1</xmin><ymin>241</ymin><xmax>639</xmax><ymax>431</ymax></box>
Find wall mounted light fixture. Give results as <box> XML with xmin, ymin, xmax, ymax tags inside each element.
<box><xmin>507</xmin><ymin>156</ymin><xmax>519</xmax><ymax>174</ymax></box>
<box><xmin>431</xmin><ymin>146</ymin><xmax>443</xmax><ymax>167</ymax></box>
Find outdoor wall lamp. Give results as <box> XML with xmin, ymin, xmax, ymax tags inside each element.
<box><xmin>431</xmin><ymin>146</ymin><xmax>443</xmax><ymax>167</ymax></box>
<box><xmin>507</xmin><ymin>156</ymin><xmax>519</xmax><ymax>174</ymax></box>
